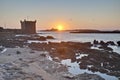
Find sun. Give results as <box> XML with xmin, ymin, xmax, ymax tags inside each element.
<box><xmin>57</xmin><ymin>25</ymin><xmax>64</xmax><ymax>31</ymax></box>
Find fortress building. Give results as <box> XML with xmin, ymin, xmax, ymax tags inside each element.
<box><xmin>20</xmin><ymin>19</ymin><xmax>36</xmax><ymax>34</ymax></box>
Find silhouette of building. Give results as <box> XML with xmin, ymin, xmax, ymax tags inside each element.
<box><xmin>20</xmin><ymin>19</ymin><xmax>36</xmax><ymax>34</ymax></box>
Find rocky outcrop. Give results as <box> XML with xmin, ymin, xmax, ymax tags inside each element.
<box><xmin>76</xmin><ymin>73</ymin><xmax>105</xmax><ymax>80</ymax></box>
<box><xmin>93</xmin><ymin>39</ymin><xmax>99</xmax><ymax>44</ymax></box>
<box><xmin>117</xmin><ymin>41</ymin><xmax>120</xmax><ymax>46</ymax></box>
<box><xmin>106</xmin><ymin>41</ymin><xmax>115</xmax><ymax>45</ymax></box>
<box><xmin>46</xmin><ymin>36</ymin><xmax>55</xmax><ymax>39</ymax></box>
<box><xmin>29</xmin><ymin>41</ymin><xmax>120</xmax><ymax>78</ymax></box>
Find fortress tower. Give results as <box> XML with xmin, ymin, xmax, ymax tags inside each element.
<box><xmin>20</xmin><ymin>19</ymin><xmax>36</xmax><ymax>34</ymax></box>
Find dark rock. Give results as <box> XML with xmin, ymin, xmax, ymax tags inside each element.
<box><xmin>0</xmin><ymin>46</ymin><xmax>4</xmax><ymax>51</ymax></box>
<box><xmin>99</xmin><ymin>46</ymin><xmax>113</xmax><ymax>51</ymax></box>
<box><xmin>16</xmin><ymin>51</ymin><xmax>21</xmax><ymax>54</ymax></box>
<box><xmin>0</xmin><ymin>27</ymin><xmax>4</xmax><ymax>32</ymax></box>
<box><xmin>93</xmin><ymin>39</ymin><xmax>99</xmax><ymax>44</ymax></box>
<box><xmin>76</xmin><ymin>73</ymin><xmax>105</xmax><ymax>80</ymax></box>
<box><xmin>40</xmin><ymin>53</ymin><xmax>46</xmax><ymax>57</ymax></box>
<box><xmin>46</xmin><ymin>36</ymin><xmax>54</xmax><ymax>39</ymax></box>
<box><xmin>106</xmin><ymin>41</ymin><xmax>115</xmax><ymax>45</ymax></box>
<box><xmin>100</xmin><ymin>40</ymin><xmax>107</xmax><ymax>46</ymax></box>
<box><xmin>8</xmin><ymin>54</ymin><xmax>11</xmax><ymax>56</ymax></box>
<box><xmin>19</xmin><ymin>58</ymin><xmax>23</xmax><ymax>61</ymax></box>
<box><xmin>88</xmin><ymin>66</ymin><xmax>98</xmax><ymax>72</ymax></box>
<box><xmin>36</xmin><ymin>36</ymin><xmax>46</xmax><ymax>41</ymax></box>
<box><xmin>117</xmin><ymin>41</ymin><xmax>120</xmax><ymax>46</ymax></box>
<box><xmin>80</xmin><ymin>63</ymin><xmax>87</xmax><ymax>69</ymax></box>
<box><xmin>99</xmin><ymin>68</ymin><xmax>108</xmax><ymax>73</ymax></box>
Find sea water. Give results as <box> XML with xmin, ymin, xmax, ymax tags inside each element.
<box><xmin>38</xmin><ymin>31</ymin><xmax>120</xmax><ymax>43</ymax></box>
<box><xmin>38</xmin><ymin>31</ymin><xmax>120</xmax><ymax>53</ymax></box>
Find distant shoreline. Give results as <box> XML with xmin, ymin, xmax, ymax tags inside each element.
<box><xmin>38</xmin><ymin>29</ymin><xmax>120</xmax><ymax>34</ymax></box>
<box><xmin>69</xmin><ymin>30</ymin><xmax>120</xmax><ymax>34</ymax></box>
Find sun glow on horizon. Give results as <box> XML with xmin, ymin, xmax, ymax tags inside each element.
<box><xmin>57</xmin><ymin>25</ymin><xmax>64</xmax><ymax>31</ymax></box>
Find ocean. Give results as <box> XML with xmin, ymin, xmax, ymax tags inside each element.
<box><xmin>38</xmin><ymin>31</ymin><xmax>120</xmax><ymax>43</ymax></box>
<box><xmin>37</xmin><ymin>31</ymin><xmax>120</xmax><ymax>54</ymax></box>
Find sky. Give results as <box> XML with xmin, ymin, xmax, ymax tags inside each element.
<box><xmin>0</xmin><ymin>0</ymin><xmax>120</xmax><ymax>30</ymax></box>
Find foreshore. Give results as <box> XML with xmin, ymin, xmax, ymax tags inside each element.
<box><xmin>0</xmin><ymin>47</ymin><xmax>106</xmax><ymax>80</ymax></box>
<box><xmin>0</xmin><ymin>33</ymin><xmax>120</xmax><ymax>80</ymax></box>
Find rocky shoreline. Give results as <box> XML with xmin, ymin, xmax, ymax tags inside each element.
<box><xmin>29</xmin><ymin>41</ymin><xmax>120</xmax><ymax>78</ymax></box>
<box><xmin>0</xmin><ymin>33</ymin><xmax>120</xmax><ymax>80</ymax></box>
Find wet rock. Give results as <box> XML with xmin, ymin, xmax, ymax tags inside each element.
<box><xmin>80</xmin><ymin>63</ymin><xmax>87</xmax><ymax>69</ymax></box>
<box><xmin>99</xmin><ymin>68</ymin><xmax>108</xmax><ymax>73</ymax></box>
<box><xmin>53</xmin><ymin>57</ymin><xmax>60</xmax><ymax>62</ymax></box>
<box><xmin>99</xmin><ymin>46</ymin><xmax>113</xmax><ymax>51</ymax></box>
<box><xmin>0</xmin><ymin>46</ymin><xmax>4</xmax><ymax>52</ymax></box>
<box><xmin>88</xmin><ymin>66</ymin><xmax>99</xmax><ymax>72</ymax></box>
<box><xmin>36</xmin><ymin>36</ymin><xmax>46</xmax><ymax>41</ymax></box>
<box><xmin>93</xmin><ymin>40</ymin><xmax>99</xmax><ymax>44</ymax></box>
<box><xmin>100</xmin><ymin>40</ymin><xmax>107</xmax><ymax>46</ymax></box>
<box><xmin>106</xmin><ymin>41</ymin><xmax>115</xmax><ymax>45</ymax></box>
<box><xmin>63</xmin><ymin>73</ymin><xmax>75</xmax><ymax>79</ymax></box>
<box><xmin>46</xmin><ymin>36</ymin><xmax>54</xmax><ymax>39</ymax></box>
<box><xmin>40</xmin><ymin>53</ymin><xmax>46</xmax><ymax>57</ymax></box>
<box><xmin>107</xmin><ymin>71</ymin><xmax>120</xmax><ymax>77</ymax></box>
<box><xmin>76</xmin><ymin>73</ymin><xmax>105</xmax><ymax>80</ymax></box>
<box><xmin>117</xmin><ymin>41</ymin><xmax>120</xmax><ymax>46</ymax></box>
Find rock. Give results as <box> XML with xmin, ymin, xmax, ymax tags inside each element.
<box><xmin>46</xmin><ymin>36</ymin><xmax>54</xmax><ymax>39</ymax></box>
<box><xmin>53</xmin><ymin>57</ymin><xmax>60</xmax><ymax>62</ymax></box>
<box><xmin>19</xmin><ymin>58</ymin><xmax>23</xmax><ymax>61</ymax></box>
<box><xmin>99</xmin><ymin>68</ymin><xmax>108</xmax><ymax>73</ymax></box>
<box><xmin>106</xmin><ymin>41</ymin><xmax>115</xmax><ymax>45</ymax></box>
<box><xmin>16</xmin><ymin>51</ymin><xmax>21</xmax><ymax>54</ymax></box>
<box><xmin>99</xmin><ymin>46</ymin><xmax>113</xmax><ymax>51</ymax></box>
<box><xmin>76</xmin><ymin>73</ymin><xmax>105</xmax><ymax>80</ymax></box>
<box><xmin>37</xmin><ymin>36</ymin><xmax>46</xmax><ymax>41</ymax></box>
<box><xmin>117</xmin><ymin>41</ymin><xmax>120</xmax><ymax>46</ymax></box>
<box><xmin>100</xmin><ymin>40</ymin><xmax>107</xmax><ymax>46</ymax></box>
<box><xmin>80</xmin><ymin>63</ymin><xmax>87</xmax><ymax>69</ymax></box>
<box><xmin>63</xmin><ymin>73</ymin><xmax>75</xmax><ymax>79</ymax></box>
<box><xmin>93</xmin><ymin>40</ymin><xmax>99</xmax><ymax>44</ymax></box>
<box><xmin>40</xmin><ymin>53</ymin><xmax>46</xmax><ymax>57</ymax></box>
<box><xmin>0</xmin><ymin>46</ymin><xmax>4</xmax><ymax>52</ymax></box>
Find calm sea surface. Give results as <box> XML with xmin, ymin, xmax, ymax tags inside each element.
<box><xmin>37</xmin><ymin>31</ymin><xmax>120</xmax><ymax>54</ymax></box>
<box><xmin>38</xmin><ymin>31</ymin><xmax>120</xmax><ymax>43</ymax></box>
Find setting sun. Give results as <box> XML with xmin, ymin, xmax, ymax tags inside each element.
<box><xmin>57</xmin><ymin>25</ymin><xmax>64</xmax><ymax>31</ymax></box>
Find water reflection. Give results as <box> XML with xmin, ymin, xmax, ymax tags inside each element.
<box><xmin>61</xmin><ymin>59</ymin><xmax>118</xmax><ymax>80</ymax></box>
